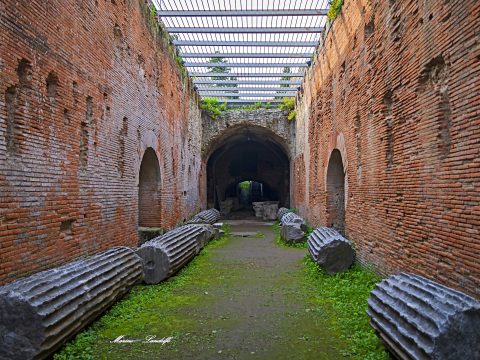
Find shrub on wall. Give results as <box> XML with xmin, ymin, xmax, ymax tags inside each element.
<box><xmin>327</xmin><ymin>0</ymin><xmax>344</xmax><ymax>22</ymax></box>
<box><xmin>200</xmin><ymin>98</ymin><xmax>227</xmax><ymax>119</ymax></box>
<box><xmin>279</xmin><ymin>97</ymin><xmax>297</xmax><ymax>121</ymax></box>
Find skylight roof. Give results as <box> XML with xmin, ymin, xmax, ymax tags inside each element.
<box><xmin>153</xmin><ymin>0</ymin><xmax>329</xmax><ymax>104</ymax></box>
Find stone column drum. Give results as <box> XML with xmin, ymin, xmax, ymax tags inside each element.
<box><xmin>277</xmin><ymin>207</ymin><xmax>292</xmax><ymax>221</ymax></box>
<box><xmin>0</xmin><ymin>247</ymin><xmax>143</xmax><ymax>360</ymax></box>
<box><xmin>187</xmin><ymin>208</ymin><xmax>221</xmax><ymax>224</ymax></box>
<box><xmin>307</xmin><ymin>227</ymin><xmax>355</xmax><ymax>274</ymax></box>
<box><xmin>136</xmin><ymin>224</ymin><xmax>215</xmax><ymax>284</ymax></box>
<box><xmin>367</xmin><ymin>273</ymin><xmax>480</xmax><ymax>360</ymax></box>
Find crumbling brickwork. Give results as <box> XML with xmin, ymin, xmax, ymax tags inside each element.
<box><xmin>0</xmin><ymin>0</ymin><xmax>204</xmax><ymax>284</ymax></box>
<box><xmin>294</xmin><ymin>0</ymin><xmax>480</xmax><ymax>297</ymax></box>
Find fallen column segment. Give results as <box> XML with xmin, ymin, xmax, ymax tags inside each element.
<box><xmin>281</xmin><ymin>212</ymin><xmax>307</xmax><ymax>230</ymax></box>
<box><xmin>136</xmin><ymin>224</ymin><xmax>216</xmax><ymax>284</ymax></box>
<box><xmin>280</xmin><ymin>212</ymin><xmax>307</xmax><ymax>243</ymax></box>
<box><xmin>277</xmin><ymin>207</ymin><xmax>292</xmax><ymax>221</ymax></box>
<box><xmin>0</xmin><ymin>247</ymin><xmax>143</xmax><ymax>360</ymax></box>
<box><xmin>187</xmin><ymin>208</ymin><xmax>221</xmax><ymax>224</ymax></box>
<box><xmin>367</xmin><ymin>273</ymin><xmax>480</xmax><ymax>360</ymax></box>
<box><xmin>307</xmin><ymin>227</ymin><xmax>355</xmax><ymax>274</ymax></box>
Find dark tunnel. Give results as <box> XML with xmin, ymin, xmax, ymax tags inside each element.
<box><xmin>206</xmin><ymin>126</ymin><xmax>290</xmax><ymax>215</ymax></box>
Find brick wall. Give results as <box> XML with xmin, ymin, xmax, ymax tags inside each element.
<box><xmin>0</xmin><ymin>0</ymin><xmax>204</xmax><ymax>284</ymax></box>
<box><xmin>294</xmin><ymin>0</ymin><xmax>480</xmax><ymax>297</ymax></box>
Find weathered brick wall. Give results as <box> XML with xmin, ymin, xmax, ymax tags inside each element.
<box><xmin>0</xmin><ymin>0</ymin><xmax>204</xmax><ymax>284</ymax></box>
<box><xmin>294</xmin><ymin>0</ymin><xmax>480</xmax><ymax>297</ymax></box>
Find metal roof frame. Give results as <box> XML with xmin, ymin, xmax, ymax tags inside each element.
<box><xmin>189</xmin><ymin>72</ymin><xmax>304</xmax><ymax>77</ymax></box>
<box><xmin>197</xmin><ymin>87</ymin><xmax>299</xmax><ymax>92</ymax></box>
<box><xmin>193</xmin><ymin>80</ymin><xmax>302</xmax><ymax>85</ymax></box>
<box><xmin>153</xmin><ymin>0</ymin><xmax>329</xmax><ymax>104</ymax></box>
<box><xmin>199</xmin><ymin>92</ymin><xmax>296</xmax><ymax>97</ymax></box>
<box><xmin>167</xmin><ymin>27</ymin><xmax>324</xmax><ymax>34</ymax></box>
<box><xmin>158</xmin><ymin>10</ymin><xmax>328</xmax><ymax>16</ymax></box>
<box><xmin>181</xmin><ymin>53</ymin><xmax>313</xmax><ymax>58</ymax></box>
<box><xmin>172</xmin><ymin>40</ymin><xmax>318</xmax><ymax>47</ymax></box>
<box><xmin>184</xmin><ymin>62</ymin><xmax>309</xmax><ymax>68</ymax></box>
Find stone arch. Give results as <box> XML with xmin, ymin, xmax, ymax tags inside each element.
<box><xmin>138</xmin><ymin>147</ymin><xmax>161</xmax><ymax>227</ymax></box>
<box><xmin>326</xmin><ymin>149</ymin><xmax>345</xmax><ymax>235</ymax></box>
<box><xmin>205</xmin><ymin>125</ymin><xmax>290</xmax><ymax>211</ymax></box>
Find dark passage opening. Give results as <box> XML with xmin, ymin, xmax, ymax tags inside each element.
<box><xmin>207</xmin><ymin>126</ymin><xmax>290</xmax><ymax>216</ymax></box>
<box><xmin>326</xmin><ymin>149</ymin><xmax>345</xmax><ymax>234</ymax></box>
<box><xmin>138</xmin><ymin>147</ymin><xmax>161</xmax><ymax>227</ymax></box>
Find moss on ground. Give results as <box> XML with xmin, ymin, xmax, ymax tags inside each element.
<box><xmin>301</xmin><ymin>258</ymin><xmax>389</xmax><ymax>359</ymax></box>
<box><xmin>54</xmin><ymin>227</ymin><xmax>231</xmax><ymax>360</ymax></box>
<box><xmin>55</xmin><ymin>223</ymin><xmax>387</xmax><ymax>359</ymax></box>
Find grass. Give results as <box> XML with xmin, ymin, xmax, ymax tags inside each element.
<box><xmin>54</xmin><ymin>225</ymin><xmax>231</xmax><ymax>360</ymax></box>
<box><xmin>55</xmin><ymin>222</ymin><xmax>387</xmax><ymax>359</ymax></box>
<box><xmin>302</xmin><ymin>258</ymin><xmax>388</xmax><ymax>359</ymax></box>
<box><xmin>273</xmin><ymin>221</ymin><xmax>388</xmax><ymax>359</ymax></box>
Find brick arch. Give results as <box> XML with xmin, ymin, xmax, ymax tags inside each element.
<box><xmin>326</xmin><ymin>149</ymin><xmax>346</xmax><ymax>235</ymax></box>
<box><xmin>135</xmin><ymin>129</ymin><xmax>160</xmax><ymax>187</ymax></box>
<box><xmin>138</xmin><ymin>147</ymin><xmax>161</xmax><ymax>227</ymax></box>
<box><xmin>324</xmin><ymin>131</ymin><xmax>348</xmax><ymax>205</ymax></box>
<box><xmin>205</xmin><ymin>124</ymin><xmax>291</xmax><ymax>209</ymax></box>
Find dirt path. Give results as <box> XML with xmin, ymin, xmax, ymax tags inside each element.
<box><xmin>93</xmin><ymin>220</ymin><xmax>346</xmax><ymax>359</ymax></box>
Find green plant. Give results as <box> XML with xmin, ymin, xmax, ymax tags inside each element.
<box><xmin>238</xmin><ymin>180</ymin><xmax>251</xmax><ymax>190</ymax></box>
<box><xmin>287</xmin><ymin>110</ymin><xmax>297</xmax><ymax>121</ymax></box>
<box><xmin>200</xmin><ymin>98</ymin><xmax>227</xmax><ymax>119</ymax></box>
<box><xmin>302</xmin><ymin>257</ymin><xmax>388</xmax><ymax>359</ymax></box>
<box><xmin>327</xmin><ymin>0</ymin><xmax>344</xmax><ymax>22</ymax></box>
<box><xmin>279</xmin><ymin>97</ymin><xmax>297</xmax><ymax>121</ymax></box>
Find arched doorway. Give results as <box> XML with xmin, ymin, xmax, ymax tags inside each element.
<box><xmin>326</xmin><ymin>149</ymin><xmax>345</xmax><ymax>234</ymax></box>
<box><xmin>206</xmin><ymin>126</ymin><xmax>290</xmax><ymax>217</ymax></box>
<box><xmin>138</xmin><ymin>148</ymin><xmax>161</xmax><ymax>227</ymax></box>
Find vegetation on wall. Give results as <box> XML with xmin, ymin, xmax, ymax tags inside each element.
<box><xmin>236</xmin><ymin>102</ymin><xmax>272</xmax><ymax>111</ymax></box>
<box><xmin>279</xmin><ymin>97</ymin><xmax>297</xmax><ymax>121</ymax></box>
<box><xmin>327</xmin><ymin>0</ymin><xmax>344</xmax><ymax>22</ymax></box>
<box><xmin>200</xmin><ymin>98</ymin><xmax>227</xmax><ymax>119</ymax></box>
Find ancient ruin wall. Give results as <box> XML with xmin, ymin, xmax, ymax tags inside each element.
<box><xmin>294</xmin><ymin>0</ymin><xmax>480</xmax><ymax>297</ymax></box>
<box><xmin>0</xmin><ymin>0</ymin><xmax>204</xmax><ymax>284</ymax></box>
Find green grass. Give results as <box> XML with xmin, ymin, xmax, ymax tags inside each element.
<box><xmin>302</xmin><ymin>257</ymin><xmax>389</xmax><ymax>359</ymax></box>
<box><xmin>273</xmin><ymin>220</ymin><xmax>387</xmax><ymax>359</ymax></box>
<box><xmin>55</xmin><ymin>223</ymin><xmax>387</xmax><ymax>359</ymax></box>
<box><xmin>54</xmin><ymin>225</ymin><xmax>231</xmax><ymax>360</ymax></box>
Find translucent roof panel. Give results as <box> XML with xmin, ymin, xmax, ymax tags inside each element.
<box><xmin>152</xmin><ymin>0</ymin><xmax>329</xmax><ymax>104</ymax></box>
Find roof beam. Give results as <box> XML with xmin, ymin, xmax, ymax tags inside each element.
<box><xmin>173</xmin><ymin>40</ymin><xmax>318</xmax><ymax>47</ymax></box>
<box><xmin>199</xmin><ymin>93</ymin><xmax>296</xmax><ymax>97</ymax></box>
<box><xmin>193</xmin><ymin>80</ymin><xmax>302</xmax><ymax>85</ymax></box>
<box><xmin>190</xmin><ymin>72</ymin><xmax>304</xmax><ymax>77</ymax></box>
<box><xmin>181</xmin><ymin>53</ymin><xmax>313</xmax><ymax>58</ymax></box>
<box><xmin>213</xmin><ymin>99</ymin><xmax>283</xmax><ymax>103</ymax></box>
<box><xmin>167</xmin><ymin>27</ymin><xmax>324</xmax><ymax>34</ymax></box>
<box><xmin>197</xmin><ymin>87</ymin><xmax>299</xmax><ymax>92</ymax></box>
<box><xmin>185</xmin><ymin>62</ymin><xmax>309</xmax><ymax>67</ymax></box>
<box><xmin>158</xmin><ymin>10</ymin><xmax>328</xmax><ymax>17</ymax></box>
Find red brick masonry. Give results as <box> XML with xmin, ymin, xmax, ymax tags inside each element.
<box><xmin>0</xmin><ymin>0</ymin><xmax>204</xmax><ymax>284</ymax></box>
<box><xmin>294</xmin><ymin>0</ymin><xmax>480</xmax><ymax>297</ymax></box>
